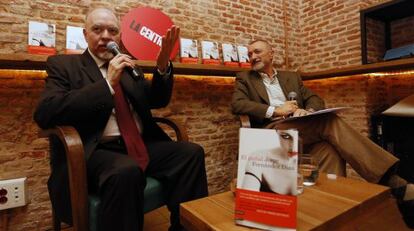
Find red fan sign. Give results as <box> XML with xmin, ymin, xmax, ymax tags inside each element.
<box><xmin>121</xmin><ymin>7</ymin><xmax>179</xmax><ymax>61</ymax></box>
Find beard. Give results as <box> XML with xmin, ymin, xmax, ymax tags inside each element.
<box><xmin>252</xmin><ymin>61</ymin><xmax>265</xmax><ymax>72</ymax></box>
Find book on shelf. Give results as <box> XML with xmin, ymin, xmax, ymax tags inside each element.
<box><xmin>222</xmin><ymin>43</ymin><xmax>239</xmax><ymax>67</ymax></box>
<box><xmin>237</xmin><ymin>45</ymin><xmax>251</xmax><ymax>68</ymax></box>
<box><xmin>179</xmin><ymin>38</ymin><xmax>199</xmax><ymax>64</ymax></box>
<box><xmin>201</xmin><ymin>40</ymin><xmax>220</xmax><ymax>65</ymax></box>
<box><xmin>28</xmin><ymin>21</ymin><xmax>56</xmax><ymax>55</ymax></box>
<box><xmin>235</xmin><ymin>128</ymin><xmax>298</xmax><ymax>231</ymax></box>
<box><xmin>65</xmin><ymin>26</ymin><xmax>87</xmax><ymax>54</ymax></box>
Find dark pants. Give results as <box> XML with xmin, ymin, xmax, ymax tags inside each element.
<box><xmin>87</xmin><ymin>139</ymin><xmax>208</xmax><ymax>231</ymax></box>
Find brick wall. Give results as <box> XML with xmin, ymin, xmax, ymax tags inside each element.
<box><xmin>2</xmin><ymin>0</ymin><xmax>413</xmax><ymax>70</ymax></box>
<box><xmin>151</xmin><ymin>75</ymin><xmax>239</xmax><ymax>192</ymax></box>
<box><xmin>0</xmin><ymin>0</ymin><xmax>301</xmax><ymax>70</ymax></box>
<box><xmin>300</xmin><ymin>0</ymin><xmax>391</xmax><ymax>71</ymax></box>
<box><xmin>391</xmin><ymin>15</ymin><xmax>414</xmax><ymax>48</ymax></box>
<box><xmin>366</xmin><ymin>18</ymin><xmax>385</xmax><ymax>64</ymax></box>
<box><xmin>2</xmin><ymin>0</ymin><xmax>414</xmax><ymax>230</ymax></box>
<box><xmin>0</xmin><ymin>71</ymin><xmax>52</xmax><ymax>230</ymax></box>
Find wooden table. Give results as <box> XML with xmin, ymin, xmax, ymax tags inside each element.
<box><xmin>180</xmin><ymin>175</ymin><xmax>410</xmax><ymax>231</ymax></box>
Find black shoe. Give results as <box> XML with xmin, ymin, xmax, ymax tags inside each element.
<box><xmin>392</xmin><ymin>186</ymin><xmax>414</xmax><ymax>229</ymax></box>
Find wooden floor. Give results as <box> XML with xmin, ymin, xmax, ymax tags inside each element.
<box><xmin>143</xmin><ymin>206</ymin><xmax>170</xmax><ymax>231</ymax></box>
<box><xmin>61</xmin><ymin>206</ymin><xmax>171</xmax><ymax>231</ymax></box>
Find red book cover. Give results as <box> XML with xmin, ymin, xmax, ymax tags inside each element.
<box><xmin>201</xmin><ymin>41</ymin><xmax>220</xmax><ymax>65</ymax></box>
<box><xmin>28</xmin><ymin>21</ymin><xmax>56</xmax><ymax>55</ymax></box>
<box><xmin>235</xmin><ymin>128</ymin><xmax>298</xmax><ymax>230</ymax></box>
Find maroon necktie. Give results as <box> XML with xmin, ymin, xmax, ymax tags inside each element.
<box><xmin>113</xmin><ymin>84</ymin><xmax>149</xmax><ymax>171</ymax></box>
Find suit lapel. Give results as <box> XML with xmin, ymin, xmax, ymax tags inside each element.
<box><xmin>120</xmin><ymin>71</ymin><xmax>137</xmax><ymax>97</ymax></box>
<box><xmin>250</xmin><ymin>71</ymin><xmax>270</xmax><ymax>105</ymax></box>
<box><xmin>80</xmin><ymin>51</ymin><xmax>104</xmax><ymax>83</ymax></box>
<box><xmin>277</xmin><ymin>71</ymin><xmax>290</xmax><ymax>98</ymax></box>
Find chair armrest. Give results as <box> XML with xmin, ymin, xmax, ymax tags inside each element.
<box><xmin>40</xmin><ymin>126</ymin><xmax>88</xmax><ymax>231</ymax></box>
<box><xmin>239</xmin><ymin>115</ymin><xmax>251</xmax><ymax>128</ymax></box>
<box><xmin>153</xmin><ymin>117</ymin><xmax>189</xmax><ymax>142</ymax></box>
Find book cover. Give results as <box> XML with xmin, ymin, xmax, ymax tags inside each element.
<box><xmin>237</xmin><ymin>45</ymin><xmax>251</xmax><ymax>68</ymax></box>
<box><xmin>180</xmin><ymin>38</ymin><xmax>199</xmax><ymax>64</ymax></box>
<box><xmin>235</xmin><ymin>128</ymin><xmax>298</xmax><ymax>231</ymax></box>
<box><xmin>28</xmin><ymin>21</ymin><xmax>56</xmax><ymax>55</ymax></box>
<box><xmin>65</xmin><ymin>25</ymin><xmax>88</xmax><ymax>54</ymax></box>
<box><xmin>222</xmin><ymin>43</ymin><xmax>239</xmax><ymax>67</ymax></box>
<box><xmin>201</xmin><ymin>41</ymin><xmax>220</xmax><ymax>65</ymax></box>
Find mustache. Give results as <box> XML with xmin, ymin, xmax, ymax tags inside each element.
<box><xmin>252</xmin><ymin>60</ymin><xmax>262</xmax><ymax>66</ymax></box>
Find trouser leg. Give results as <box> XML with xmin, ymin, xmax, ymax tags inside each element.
<box><xmin>87</xmin><ymin>148</ymin><xmax>145</xmax><ymax>231</ymax></box>
<box><xmin>146</xmin><ymin>141</ymin><xmax>208</xmax><ymax>231</ymax></box>
<box><xmin>306</xmin><ymin>141</ymin><xmax>346</xmax><ymax>176</ymax></box>
<box><xmin>267</xmin><ymin>113</ymin><xmax>398</xmax><ymax>182</ymax></box>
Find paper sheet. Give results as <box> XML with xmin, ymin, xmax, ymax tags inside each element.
<box><xmin>277</xmin><ymin>107</ymin><xmax>350</xmax><ymax>123</ymax></box>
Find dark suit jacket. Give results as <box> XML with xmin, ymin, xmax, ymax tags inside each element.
<box><xmin>33</xmin><ymin>50</ymin><xmax>173</xmax><ymax>223</ymax></box>
<box><xmin>231</xmin><ymin>70</ymin><xmax>325</xmax><ymax>127</ymax></box>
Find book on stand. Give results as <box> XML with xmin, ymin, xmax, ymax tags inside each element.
<box><xmin>179</xmin><ymin>38</ymin><xmax>199</xmax><ymax>64</ymax></box>
<box><xmin>235</xmin><ymin>128</ymin><xmax>298</xmax><ymax>231</ymax></box>
<box><xmin>28</xmin><ymin>21</ymin><xmax>56</xmax><ymax>55</ymax></box>
<box><xmin>222</xmin><ymin>43</ymin><xmax>239</xmax><ymax>67</ymax></box>
<box><xmin>65</xmin><ymin>25</ymin><xmax>87</xmax><ymax>54</ymax></box>
<box><xmin>201</xmin><ymin>41</ymin><xmax>220</xmax><ymax>65</ymax></box>
<box><xmin>237</xmin><ymin>45</ymin><xmax>251</xmax><ymax>68</ymax></box>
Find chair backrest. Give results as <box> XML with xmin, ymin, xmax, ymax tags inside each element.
<box><xmin>239</xmin><ymin>115</ymin><xmax>251</xmax><ymax>128</ymax></box>
<box><xmin>41</xmin><ymin>126</ymin><xmax>88</xmax><ymax>231</ymax></box>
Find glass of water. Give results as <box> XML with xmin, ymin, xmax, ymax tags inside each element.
<box><xmin>297</xmin><ymin>173</ymin><xmax>304</xmax><ymax>194</ymax></box>
<box><xmin>299</xmin><ymin>154</ymin><xmax>319</xmax><ymax>186</ymax></box>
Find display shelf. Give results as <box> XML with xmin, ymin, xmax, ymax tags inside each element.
<box><xmin>1</xmin><ymin>53</ymin><xmax>414</xmax><ymax>80</ymax></box>
<box><xmin>0</xmin><ymin>54</ymin><xmax>247</xmax><ymax>77</ymax></box>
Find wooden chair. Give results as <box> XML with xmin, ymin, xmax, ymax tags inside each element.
<box><xmin>39</xmin><ymin>117</ymin><xmax>188</xmax><ymax>231</ymax></box>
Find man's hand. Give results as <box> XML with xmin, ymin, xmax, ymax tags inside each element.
<box><xmin>292</xmin><ymin>108</ymin><xmax>311</xmax><ymax>117</ymax></box>
<box><xmin>107</xmin><ymin>54</ymin><xmax>136</xmax><ymax>87</ymax></box>
<box><xmin>273</xmin><ymin>100</ymin><xmax>298</xmax><ymax>117</ymax></box>
<box><xmin>156</xmin><ymin>25</ymin><xmax>180</xmax><ymax>73</ymax></box>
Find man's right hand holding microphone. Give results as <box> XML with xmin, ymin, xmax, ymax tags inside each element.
<box><xmin>272</xmin><ymin>91</ymin><xmax>314</xmax><ymax>118</ymax></box>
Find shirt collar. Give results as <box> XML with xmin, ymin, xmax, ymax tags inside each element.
<box><xmin>87</xmin><ymin>48</ymin><xmax>107</xmax><ymax>68</ymax></box>
<box><xmin>259</xmin><ymin>69</ymin><xmax>278</xmax><ymax>84</ymax></box>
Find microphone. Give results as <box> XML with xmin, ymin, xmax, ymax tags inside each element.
<box><xmin>287</xmin><ymin>91</ymin><xmax>297</xmax><ymax>118</ymax></box>
<box><xmin>288</xmin><ymin>91</ymin><xmax>297</xmax><ymax>101</ymax></box>
<box><xmin>106</xmin><ymin>41</ymin><xmax>141</xmax><ymax>80</ymax></box>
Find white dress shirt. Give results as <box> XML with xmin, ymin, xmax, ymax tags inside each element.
<box><xmin>259</xmin><ymin>70</ymin><xmax>287</xmax><ymax>118</ymax></box>
<box><xmin>88</xmin><ymin>49</ymin><xmax>143</xmax><ymax>140</ymax></box>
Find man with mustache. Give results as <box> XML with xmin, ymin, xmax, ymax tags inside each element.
<box><xmin>34</xmin><ymin>7</ymin><xmax>208</xmax><ymax>231</ymax></box>
<box><xmin>231</xmin><ymin>39</ymin><xmax>413</xmax><ymax>226</ymax></box>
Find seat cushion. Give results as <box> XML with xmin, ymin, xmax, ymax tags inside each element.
<box><xmin>143</xmin><ymin>176</ymin><xmax>165</xmax><ymax>212</ymax></box>
<box><xmin>88</xmin><ymin>176</ymin><xmax>165</xmax><ymax>231</ymax></box>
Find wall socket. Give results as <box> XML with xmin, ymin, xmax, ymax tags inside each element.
<box><xmin>0</xmin><ymin>177</ymin><xmax>28</xmax><ymax>210</ymax></box>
